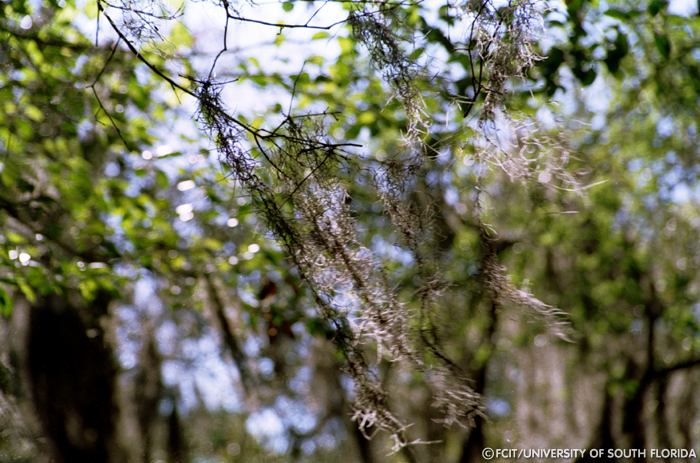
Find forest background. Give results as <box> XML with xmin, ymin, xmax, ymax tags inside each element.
<box><xmin>1</xmin><ymin>0</ymin><xmax>700</xmax><ymax>462</ymax></box>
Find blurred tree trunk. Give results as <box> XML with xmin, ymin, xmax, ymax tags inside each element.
<box><xmin>458</xmin><ymin>301</ymin><xmax>498</xmax><ymax>463</ymax></box>
<box><xmin>459</xmin><ymin>233</ymin><xmax>506</xmax><ymax>463</ymax></box>
<box><xmin>24</xmin><ymin>290</ymin><xmax>128</xmax><ymax>463</ymax></box>
<box><xmin>167</xmin><ymin>398</ymin><xmax>187</xmax><ymax>463</ymax></box>
<box><xmin>654</xmin><ymin>378</ymin><xmax>672</xmax><ymax>451</ymax></box>
<box><xmin>134</xmin><ymin>325</ymin><xmax>163</xmax><ymax>462</ymax></box>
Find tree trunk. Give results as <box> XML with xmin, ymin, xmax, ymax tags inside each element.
<box><xmin>25</xmin><ymin>291</ymin><xmax>126</xmax><ymax>463</ymax></box>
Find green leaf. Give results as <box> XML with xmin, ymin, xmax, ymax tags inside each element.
<box><xmin>282</xmin><ymin>1</ymin><xmax>294</xmax><ymax>12</ymax></box>
<box><xmin>25</xmin><ymin>105</ymin><xmax>44</xmax><ymax>122</ymax></box>
<box><xmin>16</xmin><ymin>278</ymin><xmax>36</xmax><ymax>303</ymax></box>
<box><xmin>6</xmin><ymin>231</ymin><xmax>24</xmax><ymax>244</ymax></box>
<box><xmin>604</xmin><ymin>9</ymin><xmax>631</xmax><ymax>20</ymax></box>
<box><xmin>654</xmin><ymin>32</ymin><xmax>671</xmax><ymax>59</ymax></box>
<box><xmin>408</xmin><ymin>47</ymin><xmax>425</xmax><ymax>60</ymax></box>
<box><xmin>311</xmin><ymin>31</ymin><xmax>329</xmax><ymax>40</ymax></box>
<box><xmin>648</xmin><ymin>0</ymin><xmax>668</xmax><ymax>16</ymax></box>
<box><xmin>170</xmin><ymin>22</ymin><xmax>193</xmax><ymax>48</ymax></box>
<box><xmin>605</xmin><ymin>29</ymin><xmax>629</xmax><ymax>74</ymax></box>
<box><xmin>338</xmin><ymin>37</ymin><xmax>354</xmax><ymax>55</ymax></box>
<box><xmin>357</xmin><ymin>112</ymin><xmax>376</xmax><ymax>125</ymax></box>
<box><xmin>0</xmin><ymin>287</ymin><xmax>12</xmax><ymax>319</ymax></box>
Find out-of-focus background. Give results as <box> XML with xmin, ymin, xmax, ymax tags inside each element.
<box><xmin>1</xmin><ymin>0</ymin><xmax>699</xmax><ymax>462</ymax></box>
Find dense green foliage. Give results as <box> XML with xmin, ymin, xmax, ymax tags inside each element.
<box><xmin>1</xmin><ymin>0</ymin><xmax>699</xmax><ymax>462</ymax></box>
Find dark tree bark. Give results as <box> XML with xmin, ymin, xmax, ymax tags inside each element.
<box><xmin>654</xmin><ymin>378</ymin><xmax>672</xmax><ymax>451</ymax></box>
<box><xmin>459</xmin><ymin>299</ymin><xmax>499</xmax><ymax>463</ymax></box>
<box><xmin>25</xmin><ymin>290</ymin><xmax>125</xmax><ymax>463</ymax></box>
<box><xmin>167</xmin><ymin>398</ymin><xmax>187</xmax><ymax>463</ymax></box>
<box><xmin>134</xmin><ymin>326</ymin><xmax>163</xmax><ymax>462</ymax></box>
